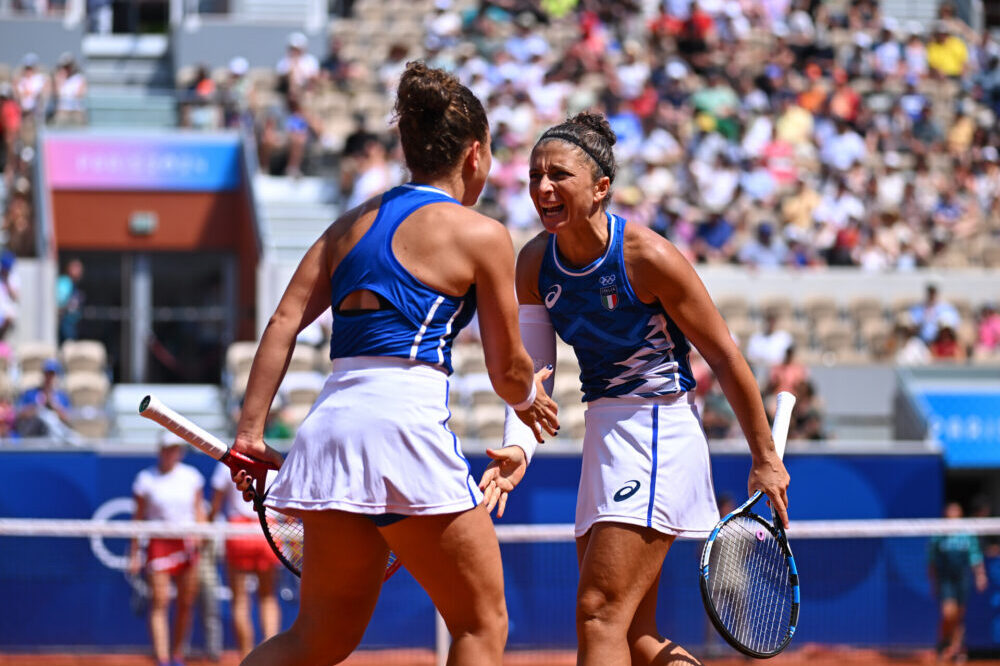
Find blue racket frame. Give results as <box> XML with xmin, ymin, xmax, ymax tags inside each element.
<box><xmin>699</xmin><ymin>490</ymin><xmax>800</xmax><ymax>659</ymax></box>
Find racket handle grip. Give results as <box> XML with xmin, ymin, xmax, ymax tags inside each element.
<box><xmin>223</xmin><ymin>448</ymin><xmax>279</xmax><ymax>480</ymax></box>
<box><xmin>771</xmin><ymin>391</ymin><xmax>796</xmax><ymax>461</ymax></box>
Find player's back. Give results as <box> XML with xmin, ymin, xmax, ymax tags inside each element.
<box><xmin>326</xmin><ymin>183</ymin><xmax>487</xmax><ymax>373</ymax></box>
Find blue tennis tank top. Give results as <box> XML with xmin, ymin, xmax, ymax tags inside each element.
<box><xmin>328</xmin><ymin>183</ymin><xmax>476</xmax><ymax>374</ymax></box>
<box><xmin>538</xmin><ymin>212</ymin><xmax>696</xmax><ymax>402</ymax></box>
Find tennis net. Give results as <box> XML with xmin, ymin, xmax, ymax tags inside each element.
<box><xmin>3</xmin><ymin>518</ymin><xmax>1000</xmax><ymax>665</ymax></box>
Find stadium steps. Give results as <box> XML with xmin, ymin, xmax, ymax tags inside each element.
<box><xmin>82</xmin><ymin>34</ymin><xmax>177</xmax><ymax>128</ymax></box>
<box><xmin>85</xmin><ymin>89</ymin><xmax>178</xmax><ymax>128</ymax></box>
<box><xmin>231</xmin><ymin>0</ymin><xmax>311</xmax><ymax>22</ymax></box>
<box><xmin>880</xmin><ymin>0</ymin><xmax>938</xmax><ymax>26</ymax></box>
<box><xmin>110</xmin><ymin>384</ymin><xmax>229</xmax><ymax>446</ymax></box>
<box><xmin>254</xmin><ymin>174</ymin><xmax>339</xmax><ymax>264</ymax></box>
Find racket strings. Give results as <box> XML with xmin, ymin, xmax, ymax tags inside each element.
<box><xmin>262</xmin><ymin>508</ymin><xmax>305</xmax><ymax>572</ymax></box>
<box><xmin>707</xmin><ymin>515</ymin><xmax>793</xmax><ymax>654</ymax></box>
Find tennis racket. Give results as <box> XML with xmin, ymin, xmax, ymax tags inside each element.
<box><xmin>699</xmin><ymin>390</ymin><xmax>799</xmax><ymax>659</ymax></box>
<box><xmin>138</xmin><ymin>394</ymin><xmax>403</xmax><ymax>581</ymax></box>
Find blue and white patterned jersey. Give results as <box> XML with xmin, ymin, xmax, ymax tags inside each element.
<box><xmin>538</xmin><ymin>212</ymin><xmax>696</xmax><ymax>402</ymax></box>
<box><xmin>328</xmin><ymin>183</ymin><xmax>476</xmax><ymax>374</ymax></box>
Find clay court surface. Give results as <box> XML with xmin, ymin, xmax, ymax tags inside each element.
<box><xmin>3</xmin><ymin>646</ymin><xmax>999</xmax><ymax>665</ymax></box>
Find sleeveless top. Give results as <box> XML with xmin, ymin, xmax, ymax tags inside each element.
<box><xmin>538</xmin><ymin>212</ymin><xmax>696</xmax><ymax>402</ymax></box>
<box><xmin>329</xmin><ymin>184</ymin><xmax>477</xmax><ymax>374</ymax></box>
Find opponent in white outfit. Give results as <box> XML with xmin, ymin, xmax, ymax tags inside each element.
<box><xmin>231</xmin><ymin>63</ymin><xmax>558</xmax><ymax>666</ymax></box>
<box><xmin>498</xmin><ymin>113</ymin><xmax>791</xmax><ymax>666</ymax></box>
<box><xmin>208</xmin><ymin>463</ymin><xmax>281</xmax><ymax>658</ymax></box>
<box><xmin>128</xmin><ymin>433</ymin><xmax>205</xmax><ymax>666</ymax></box>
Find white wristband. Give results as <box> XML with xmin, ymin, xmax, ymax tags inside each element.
<box><xmin>507</xmin><ymin>382</ymin><xmax>536</xmax><ymax>412</ymax></box>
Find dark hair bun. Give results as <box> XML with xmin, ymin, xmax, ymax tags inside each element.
<box><xmin>396</xmin><ymin>61</ymin><xmax>455</xmax><ymax>117</ymax></box>
<box><xmin>393</xmin><ymin>61</ymin><xmax>489</xmax><ymax>179</ymax></box>
<box><xmin>571</xmin><ymin>112</ymin><xmax>616</xmax><ymax>147</ymax></box>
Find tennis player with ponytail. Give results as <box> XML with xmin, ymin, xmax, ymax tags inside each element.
<box><xmin>490</xmin><ymin>112</ymin><xmax>791</xmax><ymax>666</ymax></box>
<box><xmin>231</xmin><ymin>62</ymin><xmax>557</xmax><ymax>666</ymax></box>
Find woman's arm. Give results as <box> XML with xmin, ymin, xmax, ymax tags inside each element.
<box><xmin>629</xmin><ymin>226</ymin><xmax>790</xmax><ymax>526</ymax></box>
<box><xmin>233</xmin><ymin>232</ymin><xmax>334</xmax><ymax>466</ymax></box>
<box><xmin>469</xmin><ymin>217</ymin><xmax>557</xmax><ymax>435</ymax></box>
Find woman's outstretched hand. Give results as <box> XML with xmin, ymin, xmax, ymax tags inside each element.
<box><xmin>479</xmin><ymin>445</ymin><xmax>528</xmax><ymax>518</ymax></box>
<box><xmin>515</xmin><ymin>366</ymin><xmax>559</xmax><ymax>443</ymax></box>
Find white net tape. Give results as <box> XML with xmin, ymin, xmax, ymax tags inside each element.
<box><xmin>4</xmin><ymin>517</ymin><xmax>1000</xmax><ymax>540</ymax></box>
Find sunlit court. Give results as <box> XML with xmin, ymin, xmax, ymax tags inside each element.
<box><xmin>2</xmin><ymin>0</ymin><xmax>1000</xmax><ymax>664</ymax></box>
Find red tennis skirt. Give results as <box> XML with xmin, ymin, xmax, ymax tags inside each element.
<box><xmin>226</xmin><ymin>515</ymin><xmax>280</xmax><ymax>572</ymax></box>
<box><xmin>147</xmin><ymin>538</ymin><xmax>197</xmax><ymax>575</ymax></box>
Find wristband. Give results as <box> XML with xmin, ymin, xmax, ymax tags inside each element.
<box><xmin>507</xmin><ymin>382</ymin><xmax>536</xmax><ymax>412</ymax></box>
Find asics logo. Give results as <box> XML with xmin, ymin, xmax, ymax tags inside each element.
<box><xmin>544</xmin><ymin>285</ymin><xmax>562</xmax><ymax>309</ymax></box>
<box><xmin>599</xmin><ymin>274</ymin><xmax>616</xmax><ymax>286</ymax></box>
<box><xmin>613</xmin><ymin>480</ymin><xmax>641</xmax><ymax>502</ymax></box>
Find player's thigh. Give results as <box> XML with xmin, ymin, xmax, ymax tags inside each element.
<box><xmin>148</xmin><ymin>570</ymin><xmax>171</xmax><ymax>607</ymax></box>
<box><xmin>380</xmin><ymin>506</ymin><xmax>506</xmax><ymax>631</ymax></box>
<box><xmin>174</xmin><ymin>564</ymin><xmax>198</xmax><ymax>604</ymax></box>
<box><xmin>577</xmin><ymin>522</ymin><xmax>674</xmax><ymax>619</ymax></box>
<box><xmin>292</xmin><ymin>510</ymin><xmax>390</xmax><ymax>641</ymax></box>
<box><xmin>228</xmin><ymin>569</ymin><xmax>250</xmax><ymax>604</ymax></box>
<box><xmin>256</xmin><ymin>565</ymin><xmax>279</xmax><ymax>598</ymax></box>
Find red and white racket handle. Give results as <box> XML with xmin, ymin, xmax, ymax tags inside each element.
<box><xmin>220</xmin><ymin>448</ymin><xmax>279</xmax><ymax>489</ymax></box>
<box><xmin>139</xmin><ymin>393</ymin><xmax>278</xmax><ymax>484</ymax></box>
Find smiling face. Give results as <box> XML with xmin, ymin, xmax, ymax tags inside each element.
<box><xmin>528</xmin><ymin>140</ymin><xmax>608</xmax><ymax>233</ymax></box>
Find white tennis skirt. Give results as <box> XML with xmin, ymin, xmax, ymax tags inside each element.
<box><xmin>264</xmin><ymin>356</ymin><xmax>482</xmax><ymax>516</ymax></box>
<box><xmin>576</xmin><ymin>393</ymin><xmax>720</xmax><ymax>539</ymax></box>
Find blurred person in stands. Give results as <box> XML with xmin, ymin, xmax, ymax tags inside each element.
<box><xmin>283</xmin><ymin>97</ymin><xmax>319</xmax><ymax>178</ymax></box>
<box><xmin>57</xmin><ymin>258</ymin><xmax>85</xmax><ymax>343</ymax></box>
<box><xmin>927</xmin><ymin>21</ymin><xmax>968</xmax><ymax>79</ymax></box>
<box><xmin>276</xmin><ymin>32</ymin><xmax>319</xmax><ymax>99</ymax></box>
<box><xmin>52</xmin><ymin>53</ymin><xmax>87</xmax><ymax>126</ymax></box>
<box><xmin>929</xmin><ymin>501</ymin><xmax>988</xmax><ymax>663</ymax></box>
<box><xmin>345</xmin><ymin>136</ymin><xmax>404</xmax><ymax>210</ymax></box>
<box><xmin>746</xmin><ymin>311</ymin><xmax>793</xmax><ymax>368</ymax></box>
<box><xmin>975</xmin><ymin>303</ymin><xmax>1000</xmax><ymax>355</ymax></box>
<box><xmin>0</xmin><ymin>250</ymin><xmax>19</xmax><ymax>324</ymax></box>
<box><xmin>219</xmin><ymin>57</ymin><xmax>253</xmax><ymax>130</ymax></box>
<box><xmin>15</xmin><ymin>359</ymin><xmax>72</xmax><ymax>438</ymax></box>
<box><xmin>3</xmin><ymin>185</ymin><xmax>35</xmax><ymax>256</ymax></box>
<box><xmin>788</xmin><ymin>379</ymin><xmax>824</xmax><ymax>441</ymax></box>
<box><xmin>910</xmin><ymin>283</ymin><xmax>959</xmax><ymax>344</ymax></box>
<box><xmin>737</xmin><ymin>222</ymin><xmax>786</xmax><ymax>268</ymax></box>
<box><xmin>0</xmin><ymin>83</ymin><xmax>21</xmax><ymax>180</ymax></box>
<box><xmin>87</xmin><ymin>0</ymin><xmax>113</xmax><ymax>34</ymax></box>
<box><xmin>209</xmin><ymin>459</ymin><xmax>282</xmax><ymax>658</ymax></box>
<box><xmin>893</xmin><ymin>314</ymin><xmax>932</xmax><ymax>366</ymax></box>
<box><xmin>765</xmin><ymin>345</ymin><xmax>809</xmax><ymax>396</ymax></box>
<box><xmin>129</xmin><ymin>432</ymin><xmax>206</xmax><ymax>666</ymax></box>
<box><xmin>14</xmin><ymin>53</ymin><xmax>48</xmax><ymax>121</ymax></box>
<box><xmin>930</xmin><ymin>323</ymin><xmax>966</xmax><ymax>362</ymax></box>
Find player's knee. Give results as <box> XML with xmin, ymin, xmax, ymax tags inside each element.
<box><xmin>576</xmin><ymin>588</ymin><xmax>624</xmax><ymax>636</ymax></box>
<box><xmin>450</xmin><ymin>598</ymin><xmax>508</xmax><ymax>648</ymax></box>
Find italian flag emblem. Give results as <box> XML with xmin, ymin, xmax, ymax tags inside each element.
<box><xmin>600</xmin><ymin>286</ymin><xmax>619</xmax><ymax>310</ymax></box>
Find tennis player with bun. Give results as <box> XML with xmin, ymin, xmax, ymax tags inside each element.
<box><xmin>230</xmin><ymin>61</ymin><xmax>558</xmax><ymax>666</ymax></box>
<box><xmin>208</xmin><ymin>461</ymin><xmax>281</xmax><ymax>658</ymax></box>
<box><xmin>493</xmin><ymin>112</ymin><xmax>790</xmax><ymax>665</ymax></box>
<box><xmin>128</xmin><ymin>432</ymin><xmax>206</xmax><ymax>666</ymax></box>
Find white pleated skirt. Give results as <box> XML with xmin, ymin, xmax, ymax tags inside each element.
<box><xmin>575</xmin><ymin>393</ymin><xmax>720</xmax><ymax>539</ymax></box>
<box><xmin>265</xmin><ymin>356</ymin><xmax>483</xmax><ymax>515</ymax></box>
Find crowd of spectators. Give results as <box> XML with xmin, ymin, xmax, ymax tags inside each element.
<box><xmin>160</xmin><ymin>0</ymin><xmax>1000</xmax><ymax>275</ymax></box>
